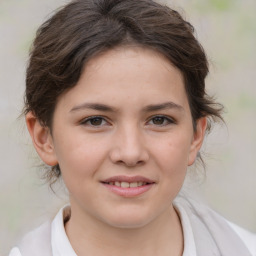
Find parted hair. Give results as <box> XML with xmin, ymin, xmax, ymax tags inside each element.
<box><xmin>24</xmin><ymin>0</ymin><xmax>223</xmax><ymax>183</ymax></box>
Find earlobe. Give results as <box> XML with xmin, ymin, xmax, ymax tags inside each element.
<box><xmin>26</xmin><ymin>112</ymin><xmax>58</xmax><ymax>166</ymax></box>
<box><xmin>188</xmin><ymin>117</ymin><xmax>207</xmax><ymax>166</ymax></box>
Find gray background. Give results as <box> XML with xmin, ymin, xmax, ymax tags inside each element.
<box><xmin>1</xmin><ymin>0</ymin><xmax>255</xmax><ymax>254</ymax></box>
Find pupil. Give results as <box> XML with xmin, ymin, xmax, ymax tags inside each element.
<box><xmin>91</xmin><ymin>118</ymin><xmax>102</xmax><ymax>125</ymax></box>
<box><xmin>153</xmin><ymin>117</ymin><xmax>164</xmax><ymax>125</ymax></box>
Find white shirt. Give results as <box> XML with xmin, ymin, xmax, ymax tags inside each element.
<box><xmin>9</xmin><ymin>204</ymin><xmax>256</xmax><ymax>256</ymax></box>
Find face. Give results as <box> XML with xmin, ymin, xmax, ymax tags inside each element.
<box><xmin>28</xmin><ymin>47</ymin><xmax>206</xmax><ymax>229</ymax></box>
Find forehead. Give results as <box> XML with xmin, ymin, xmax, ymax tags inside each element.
<box><xmin>84</xmin><ymin>46</ymin><xmax>184</xmax><ymax>82</ymax></box>
<box><xmin>56</xmin><ymin>46</ymin><xmax>189</xmax><ymax>112</ymax></box>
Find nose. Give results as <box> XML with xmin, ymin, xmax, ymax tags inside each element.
<box><xmin>109</xmin><ymin>125</ymin><xmax>149</xmax><ymax>167</ymax></box>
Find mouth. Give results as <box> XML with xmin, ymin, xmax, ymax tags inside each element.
<box><xmin>102</xmin><ymin>181</ymin><xmax>151</xmax><ymax>188</ymax></box>
<box><xmin>101</xmin><ymin>176</ymin><xmax>155</xmax><ymax>197</ymax></box>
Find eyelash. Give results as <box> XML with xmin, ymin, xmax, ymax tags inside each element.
<box><xmin>80</xmin><ymin>116</ymin><xmax>109</xmax><ymax>127</ymax></box>
<box><xmin>146</xmin><ymin>115</ymin><xmax>175</xmax><ymax>126</ymax></box>
<box><xmin>80</xmin><ymin>115</ymin><xmax>175</xmax><ymax>127</ymax></box>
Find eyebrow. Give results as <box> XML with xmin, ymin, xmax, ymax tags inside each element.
<box><xmin>70</xmin><ymin>101</ymin><xmax>184</xmax><ymax>113</ymax></box>
<box><xmin>70</xmin><ymin>103</ymin><xmax>118</xmax><ymax>113</ymax></box>
<box><xmin>142</xmin><ymin>102</ymin><xmax>184</xmax><ymax>112</ymax></box>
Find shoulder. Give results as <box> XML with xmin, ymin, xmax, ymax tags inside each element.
<box><xmin>8</xmin><ymin>205</ymin><xmax>72</xmax><ymax>256</ymax></box>
<box><xmin>227</xmin><ymin>221</ymin><xmax>256</xmax><ymax>255</ymax></box>
<box><xmin>9</xmin><ymin>247</ymin><xmax>22</xmax><ymax>256</ymax></box>
<box><xmin>8</xmin><ymin>213</ymin><xmax>55</xmax><ymax>256</ymax></box>
<box><xmin>174</xmin><ymin>195</ymin><xmax>256</xmax><ymax>255</ymax></box>
<box><xmin>9</xmin><ymin>221</ymin><xmax>52</xmax><ymax>256</ymax></box>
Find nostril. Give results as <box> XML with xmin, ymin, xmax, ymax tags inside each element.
<box><xmin>109</xmin><ymin>143</ymin><xmax>149</xmax><ymax>166</ymax></box>
<box><xmin>125</xmin><ymin>159</ymin><xmax>145</xmax><ymax>167</ymax></box>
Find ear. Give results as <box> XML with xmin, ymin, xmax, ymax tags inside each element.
<box><xmin>26</xmin><ymin>112</ymin><xmax>58</xmax><ymax>166</ymax></box>
<box><xmin>188</xmin><ymin>117</ymin><xmax>207</xmax><ymax>166</ymax></box>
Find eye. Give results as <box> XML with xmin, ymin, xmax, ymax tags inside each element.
<box><xmin>147</xmin><ymin>115</ymin><xmax>175</xmax><ymax>126</ymax></box>
<box><xmin>81</xmin><ymin>116</ymin><xmax>108</xmax><ymax>127</ymax></box>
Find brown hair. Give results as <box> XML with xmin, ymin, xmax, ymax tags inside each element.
<box><xmin>24</xmin><ymin>0</ymin><xmax>223</xmax><ymax>182</ymax></box>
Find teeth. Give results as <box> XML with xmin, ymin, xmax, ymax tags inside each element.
<box><xmin>121</xmin><ymin>182</ymin><xmax>129</xmax><ymax>188</ymax></box>
<box><xmin>129</xmin><ymin>182</ymin><xmax>138</xmax><ymax>188</ymax></box>
<box><xmin>108</xmin><ymin>181</ymin><xmax>148</xmax><ymax>187</ymax></box>
<box><xmin>114</xmin><ymin>181</ymin><xmax>121</xmax><ymax>187</ymax></box>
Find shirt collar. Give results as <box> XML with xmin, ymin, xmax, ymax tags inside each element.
<box><xmin>51</xmin><ymin>203</ymin><xmax>196</xmax><ymax>256</ymax></box>
<box><xmin>51</xmin><ymin>205</ymin><xmax>77</xmax><ymax>256</ymax></box>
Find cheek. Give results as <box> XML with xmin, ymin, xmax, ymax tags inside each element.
<box><xmin>148</xmin><ymin>138</ymin><xmax>190</xmax><ymax>206</ymax></box>
<box><xmin>53</xmin><ymin>133</ymin><xmax>109</xmax><ymax>180</ymax></box>
<box><xmin>152</xmin><ymin>133</ymin><xmax>192</xmax><ymax>171</ymax></box>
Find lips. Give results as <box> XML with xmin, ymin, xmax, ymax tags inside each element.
<box><xmin>101</xmin><ymin>176</ymin><xmax>155</xmax><ymax>197</ymax></box>
<box><xmin>104</xmin><ymin>181</ymin><xmax>147</xmax><ymax>188</ymax></box>
<box><xmin>102</xmin><ymin>175</ymin><xmax>154</xmax><ymax>184</ymax></box>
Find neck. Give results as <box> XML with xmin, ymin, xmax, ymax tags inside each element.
<box><xmin>65</xmin><ymin>202</ymin><xmax>183</xmax><ymax>256</ymax></box>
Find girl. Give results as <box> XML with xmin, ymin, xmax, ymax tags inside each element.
<box><xmin>9</xmin><ymin>0</ymin><xmax>256</xmax><ymax>255</ymax></box>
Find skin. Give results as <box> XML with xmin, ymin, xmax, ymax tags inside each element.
<box><xmin>26</xmin><ymin>47</ymin><xmax>207</xmax><ymax>256</ymax></box>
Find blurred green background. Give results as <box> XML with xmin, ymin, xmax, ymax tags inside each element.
<box><xmin>0</xmin><ymin>0</ymin><xmax>255</xmax><ymax>254</ymax></box>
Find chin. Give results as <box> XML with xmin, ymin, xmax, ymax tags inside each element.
<box><xmin>106</xmin><ymin>218</ymin><xmax>151</xmax><ymax>229</ymax></box>
<box><xmin>101</xmin><ymin>208</ymin><xmax>155</xmax><ymax>229</ymax></box>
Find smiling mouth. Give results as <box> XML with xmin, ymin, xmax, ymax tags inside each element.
<box><xmin>102</xmin><ymin>181</ymin><xmax>150</xmax><ymax>188</ymax></box>
<box><xmin>101</xmin><ymin>176</ymin><xmax>155</xmax><ymax>197</ymax></box>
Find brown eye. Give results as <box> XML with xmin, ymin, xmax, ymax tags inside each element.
<box><xmin>81</xmin><ymin>116</ymin><xmax>108</xmax><ymax>127</ymax></box>
<box><xmin>148</xmin><ymin>115</ymin><xmax>174</xmax><ymax>126</ymax></box>
<box><xmin>89</xmin><ymin>117</ymin><xmax>104</xmax><ymax>126</ymax></box>
<box><xmin>152</xmin><ymin>116</ymin><xmax>165</xmax><ymax>125</ymax></box>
